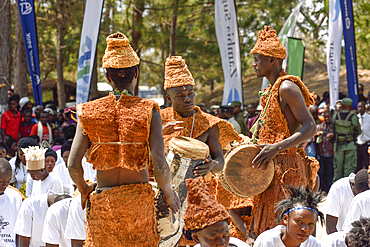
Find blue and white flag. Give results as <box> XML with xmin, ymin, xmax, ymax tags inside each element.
<box><xmin>18</xmin><ymin>0</ymin><xmax>42</xmax><ymax>105</ymax></box>
<box><xmin>215</xmin><ymin>0</ymin><xmax>243</xmax><ymax>106</ymax></box>
<box><xmin>340</xmin><ymin>0</ymin><xmax>358</xmax><ymax>108</ymax></box>
<box><xmin>76</xmin><ymin>0</ymin><xmax>105</xmax><ymax>104</ymax></box>
<box><xmin>327</xmin><ymin>0</ymin><xmax>343</xmax><ymax>109</ymax></box>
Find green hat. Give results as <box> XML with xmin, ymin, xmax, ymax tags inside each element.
<box><xmin>228</xmin><ymin>101</ymin><xmax>242</xmax><ymax>107</ymax></box>
<box><xmin>341</xmin><ymin>98</ymin><xmax>353</xmax><ymax>106</ymax></box>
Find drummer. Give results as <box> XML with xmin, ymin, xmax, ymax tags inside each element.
<box><xmin>161</xmin><ymin>56</ymin><xmax>239</xmax><ymax>176</ymax></box>
<box><xmin>160</xmin><ymin>56</ymin><xmax>239</xmax><ymax>245</ymax></box>
<box><xmin>249</xmin><ymin>26</ymin><xmax>318</xmax><ymax>235</ymax></box>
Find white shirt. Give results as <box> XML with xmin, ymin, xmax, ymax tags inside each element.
<box><xmin>14</xmin><ymin>193</ymin><xmax>51</xmax><ymax>247</ymax></box>
<box><xmin>65</xmin><ymin>195</ymin><xmax>86</xmax><ymax>240</ymax></box>
<box><xmin>324</xmin><ymin>177</ymin><xmax>354</xmax><ymax>231</ymax></box>
<box><xmin>357</xmin><ymin>112</ymin><xmax>370</xmax><ymax>145</ymax></box>
<box><xmin>9</xmin><ymin>157</ymin><xmax>28</xmax><ymax>189</ymax></box>
<box><xmin>69</xmin><ymin>157</ymin><xmax>96</xmax><ymax>195</ymax></box>
<box><xmin>320</xmin><ymin>231</ymin><xmax>347</xmax><ymax>247</ymax></box>
<box><xmin>26</xmin><ymin>172</ymin><xmax>63</xmax><ymax>197</ymax></box>
<box><xmin>254</xmin><ymin>225</ymin><xmax>321</xmax><ymax>247</ymax></box>
<box><xmin>229</xmin><ymin>117</ymin><xmax>241</xmax><ymax>134</ymax></box>
<box><xmin>342</xmin><ymin>190</ymin><xmax>370</xmax><ymax>232</ymax></box>
<box><xmin>51</xmin><ymin>162</ymin><xmax>73</xmax><ymax>195</ymax></box>
<box><xmin>0</xmin><ymin>187</ymin><xmax>23</xmax><ymax>247</ymax></box>
<box><xmin>194</xmin><ymin>237</ymin><xmax>250</xmax><ymax>247</ymax></box>
<box><xmin>55</xmin><ymin>149</ymin><xmax>63</xmax><ymax>167</ymax></box>
<box><xmin>41</xmin><ymin>198</ymin><xmax>72</xmax><ymax>247</ymax></box>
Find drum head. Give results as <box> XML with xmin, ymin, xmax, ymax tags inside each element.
<box><xmin>223</xmin><ymin>145</ymin><xmax>274</xmax><ymax>197</ymax></box>
<box><xmin>168</xmin><ymin>136</ymin><xmax>209</xmax><ymax>160</ymax></box>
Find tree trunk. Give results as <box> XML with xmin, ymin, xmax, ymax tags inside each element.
<box><xmin>169</xmin><ymin>0</ymin><xmax>179</xmax><ymax>56</ymax></box>
<box><xmin>56</xmin><ymin>0</ymin><xmax>65</xmax><ymax>108</ymax></box>
<box><xmin>0</xmin><ymin>0</ymin><xmax>11</xmax><ymax>112</ymax></box>
<box><xmin>89</xmin><ymin>53</ymin><xmax>98</xmax><ymax>100</ymax></box>
<box><xmin>131</xmin><ymin>0</ymin><xmax>144</xmax><ymax>96</ymax></box>
<box><xmin>13</xmin><ymin>1</ymin><xmax>28</xmax><ymax>98</ymax></box>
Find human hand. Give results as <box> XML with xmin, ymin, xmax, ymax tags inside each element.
<box><xmin>193</xmin><ymin>158</ymin><xmax>216</xmax><ymax>177</ymax></box>
<box><xmin>252</xmin><ymin>144</ymin><xmax>279</xmax><ymax>170</ymax></box>
<box><xmin>162</xmin><ymin>121</ymin><xmax>184</xmax><ymax>135</ymax></box>
<box><xmin>327</xmin><ymin>133</ymin><xmax>334</xmax><ymax>139</ymax></box>
<box><xmin>163</xmin><ymin>190</ymin><xmax>180</xmax><ymax>213</ymax></box>
<box><xmin>80</xmin><ymin>182</ymin><xmax>96</xmax><ymax>210</ymax></box>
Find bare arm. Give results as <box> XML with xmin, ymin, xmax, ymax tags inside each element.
<box><xmin>193</xmin><ymin>125</ymin><xmax>224</xmax><ymax>176</ymax></box>
<box><xmin>326</xmin><ymin>214</ymin><xmax>338</xmax><ymax>234</ymax></box>
<box><xmin>150</xmin><ymin>109</ymin><xmax>180</xmax><ymax>212</ymax></box>
<box><xmin>229</xmin><ymin>209</ymin><xmax>247</xmax><ymax>239</ymax></box>
<box><xmin>1</xmin><ymin>129</ymin><xmax>5</xmax><ymax>142</ymax></box>
<box><xmin>46</xmin><ymin>244</ymin><xmax>58</xmax><ymax>247</ymax></box>
<box><xmin>253</xmin><ymin>80</ymin><xmax>316</xmax><ymax>170</ymax></box>
<box><xmin>68</xmin><ymin>122</ymin><xmax>95</xmax><ymax>209</ymax></box>
<box><xmin>18</xmin><ymin>236</ymin><xmax>30</xmax><ymax>247</ymax></box>
<box><xmin>71</xmin><ymin>240</ymin><xmax>84</xmax><ymax>247</ymax></box>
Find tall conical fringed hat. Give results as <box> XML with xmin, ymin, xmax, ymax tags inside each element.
<box><xmin>102</xmin><ymin>32</ymin><xmax>140</xmax><ymax>69</ymax></box>
<box><xmin>164</xmin><ymin>56</ymin><xmax>195</xmax><ymax>90</ymax></box>
<box><xmin>183</xmin><ymin>177</ymin><xmax>230</xmax><ymax>231</ymax></box>
<box><xmin>250</xmin><ymin>26</ymin><xmax>287</xmax><ymax>59</ymax></box>
<box><xmin>22</xmin><ymin>146</ymin><xmax>47</xmax><ymax>170</ymax></box>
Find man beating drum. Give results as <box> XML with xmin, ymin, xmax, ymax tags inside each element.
<box><xmin>159</xmin><ymin>56</ymin><xmax>239</xmax><ymax>246</ymax></box>
<box><xmin>248</xmin><ymin>26</ymin><xmax>319</xmax><ymax>235</ymax></box>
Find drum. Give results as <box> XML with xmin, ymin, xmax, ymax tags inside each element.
<box><xmin>157</xmin><ymin>137</ymin><xmax>209</xmax><ymax>246</ymax></box>
<box><xmin>219</xmin><ymin>144</ymin><xmax>274</xmax><ymax>198</ymax></box>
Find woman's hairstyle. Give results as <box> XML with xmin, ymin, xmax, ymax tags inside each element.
<box><xmin>349</xmin><ymin>217</ymin><xmax>370</xmax><ymax>247</ymax></box>
<box><xmin>275</xmin><ymin>186</ymin><xmax>325</xmax><ymax>225</ymax></box>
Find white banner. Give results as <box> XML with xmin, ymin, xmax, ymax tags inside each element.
<box><xmin>76</xmin><ymin>0</ymin><xmax>105</xmax><ymax>104</ymax></box>
<box><xmin>261</xmin><ymin>0</ymin><xmax>305</xmax><ymax>91</ymax></box>
<box><xmin>327</xmin><ymin>0</ymin><xmax>342</xmax><ymax>109</ymax></box>
<box><xmin>215</xmin><ymin>0</ymin><xmax>243</xmax><ymax>106</ymax></box>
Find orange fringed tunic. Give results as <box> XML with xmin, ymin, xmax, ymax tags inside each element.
<box><xmin>77</xmin><ymin>93</ymin><xmax>159</xmax><ymax>171</ymax></box>
<box><xmin>252</xmin><ymin>70</ymin><xmax>319</xmax><ymax>235</ymax></box>
<box><xmin>160</xmin><ymin>106</ymin><xmax>239</xmax><ymax>150</ymax></box>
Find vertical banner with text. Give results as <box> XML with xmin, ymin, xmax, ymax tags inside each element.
<box><xmin>327</xmin><ymin>0</ymin><xmax>343</xmax><ymax>110</ymax></box>
<box><xmin>340</xmin><ymin>0</ymin><xmax>358</xmax><ymax>108</ymax></box>
<box><xmin>215</xmin><ymin>0</ymin><xmax>243</xmax><ymax>106</ymax></box>
<box><xmin>76</xmin><ymin>0</ymin><xmax>105</xmax><ymax>104</ymax></box>
<box><xmin>18</xmin><ymin>0</ymin><xmax>42</xmax><ymax>105</ymax></box>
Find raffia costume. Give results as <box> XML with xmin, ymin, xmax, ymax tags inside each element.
<box><xmin>249</xmin><ymin>26</ymin><xmax>319</xmax><ymax>235</ymax></box>
<box><xmin>77</xmin><ymin>32</ymin><xmax>160</xmax><ymax>247</ymax></box>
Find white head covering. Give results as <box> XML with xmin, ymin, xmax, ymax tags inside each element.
<box><xmin>19</xmin><ymin>97</ymin><xmax>30</xmax><ymax>110</ymax></box>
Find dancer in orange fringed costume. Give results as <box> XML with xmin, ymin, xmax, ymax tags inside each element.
<box><xmin>249</xmin><ymin>26</ymin><xmax>320</xmax><ymax>235</ymax></box>
<box><xmin>68</xmin><ymin>32</ymin><xmax>179</xmax><ymax>247</ymax></box>
<box><xmin>158</xmin><ymin>56</ymin><xmax>239</xmax><ymax>246</ymax></box>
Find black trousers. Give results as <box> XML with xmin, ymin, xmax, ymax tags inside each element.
<box><xmin>317</xmin><ymin>154</ymin><xmax>334</xmax><ymax>193</ymax></box>
<box><xmin>356</xmin><ymin>143</ymin><xmax>370</xmax><ymax>173</ymax></box>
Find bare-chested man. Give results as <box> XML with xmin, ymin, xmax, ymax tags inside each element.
<box><xmin>68</xmin><ymin>32</ymin><xmax>179</xmax><ymax>247</ymax></box>
<box><xmin>249</xmin><ymin>26</ymin><xmax>318</xmax><ymax>235</ymax></box>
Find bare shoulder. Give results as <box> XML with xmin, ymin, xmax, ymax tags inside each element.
<box><xmin>279</xmin><ymin>79</ymin><xmax>301</xmax><ymax>93</ymax></box>
<box><xmin>279</xmin><ymin>80</ymin><xmax>305</xmax><ymax>102</ymax></box>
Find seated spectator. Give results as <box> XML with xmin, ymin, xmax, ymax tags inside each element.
<box><xmin>5</xmin><ymin>136</ymin><xmax>17</xmax><ymax>158</ymax></box>
<box><xmin>1</xmin><ymin>96</ymin><xmax>21</xmax><ymax>142</ymax></box>
<box><xmin>52</xmin><ymin>141</ymin><xmax>73</xmax><ymax>194</ymax></box>
<box><xmin>342</xmin><ymin>182</ymin><xmax>370</xmax><ymax>233</ymax></box>
<box><xmin>183</xmin><ymin>177</ymin><xmax>249</xmax><ymax>247</ymax></box>
<box><xmin>0</xmin><ymin>143</ymin><xmax>7</xmax><ymax>159</ymax></box>
<box><xmin>19</xmin><ymin>109</ymin><xmax>35</xmax><ymax>138</ymax></box>
<box><xmin>0</xmin><ymin>158</ymin><xmax>23</xmax><ymax>247</ymax></box>
<box><xmin>13</xmin><ymin>192</ymin><xmax>68</xmax><ymax>246</ymax></box>
<box><xmin>30</xmin><ymin>111</ymin><xmax>53</xmax><ymax>144</ymax></box>
<box><xmin>253</xmin><ymin>187</ymin><xmax>324</xmax><ymax>247</ymax></box>
<box><xmin>24</xmin><ymin>146</ymin><xmax>63</xmax><ymax>197</ymax></box>
<box><xmin>325</xmin><ymin>170</ymin><xmax>370</xmax><ymax>234</ymax></box>
<box><xmin>65</xmin><ymin>194</ymin><xmax>86</xmax><ymax>247</ymax></box>
<box><xmin>44</xmin><ymin>148</ymin><xmax>57</xmax><ymax>173</ymax></box>
<box><xmin>9</xmin><ymin>137</ymin><xmax>37</xmax><ymax>189</ymax></box>
<box><xmin>41</xmin><ymin>196</ymin><xmax>72</xmax><ymax>247</ymax></box>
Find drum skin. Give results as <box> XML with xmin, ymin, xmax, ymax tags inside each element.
<box><xmin>222</xmin><ymin>145</ymin><xmax>274</xmax><ymax>198</ymax></box>
<box><xmin>168</xmin><ymin>136</ymin><xmax>209</xmax><ymax>160</ymax></box>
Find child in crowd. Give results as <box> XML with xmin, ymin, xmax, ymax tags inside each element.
<box><xmin>1</xmin><ymin>96</ymin><xmax>21</xmax><ymax>142</ymax></box>
<box><xmin>254</xmin><ymin>187</ymin><xmax>324</xmax><ymax>247</ymax></box>
<box><xmin>5</xmin><ymin>136</ymin><xmax>17</xmax><ymax>158</ymax></box>
<box><xmin>19</xmin><ymin>109</ymin><xmax>35</xmax><ymax>138</ymax></box>
<box><xmin>30</xmin><ymin>111</ymin><xmax>53</xmax><ymax>144</ymax></box>
<box><xmin>0</xmin><ymin>143</ymin><xmax>7</xmax><ymax>159</ymax></box>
